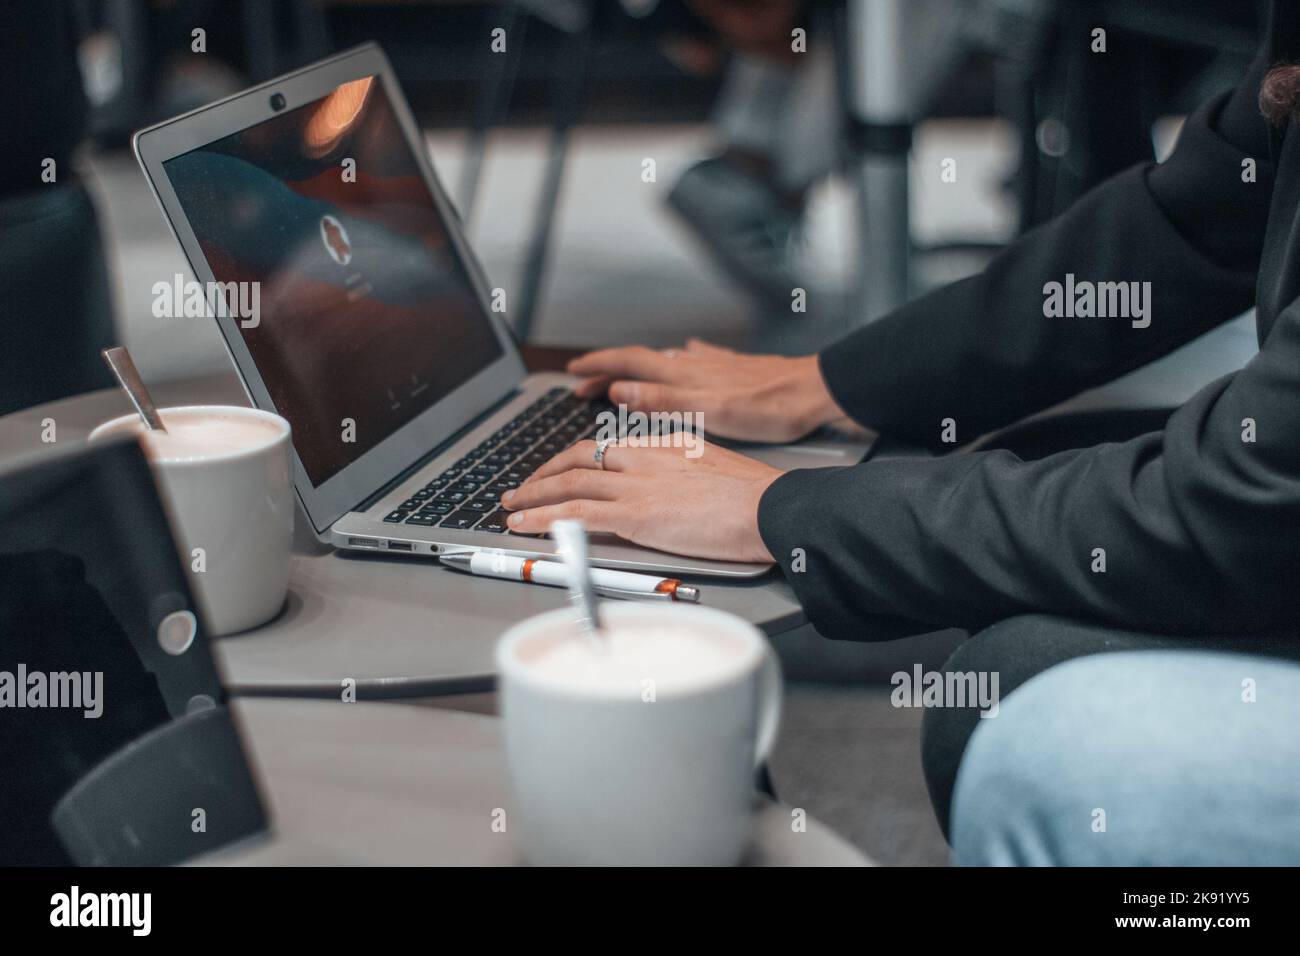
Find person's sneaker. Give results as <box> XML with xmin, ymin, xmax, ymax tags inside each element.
<box><xmin>665</xmin><ymin>155</ymin><xmax>806</xmax><ymax>309</ymax></box>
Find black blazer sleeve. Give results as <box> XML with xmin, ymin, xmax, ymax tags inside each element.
<box><xmin>760</xmin><ymin>295</ymin><xmax>1300</xmax><ymax>639</ymax></box>
<box><xmin>818</xmin><ymin>52</ymin><xmax>1275</xmax><ymax>449</ymax></box>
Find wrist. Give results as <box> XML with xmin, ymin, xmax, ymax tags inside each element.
<box><xmin>790</xmin><ymin>354</ymin><xmax>849</xmax><ymax>432</ymax></box>
<box><xmin>746</xmin><ymin>469</ymin><xmax>783</xmax><ymax>563</ymax></box>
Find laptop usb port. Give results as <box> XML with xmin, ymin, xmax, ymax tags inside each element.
<box><xmin>387</xmin><ymin>541</ymin><xmax>413</xmax><ymax>552</ymax></box>
<box><xmin>347</xmin><ymin>537</ymin><xmax>380</xmax><ymax>549</ymax></box>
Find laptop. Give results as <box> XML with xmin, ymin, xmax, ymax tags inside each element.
<box><xmin>133</xmin><ymin>43</ymin><xmax>872</xmax><ymax>578</ymax></box>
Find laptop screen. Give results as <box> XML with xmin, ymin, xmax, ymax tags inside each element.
<box><xmin>163</xmin><ymin>76</ymin><xmax>504</xmax><ymax>487</ymax></box>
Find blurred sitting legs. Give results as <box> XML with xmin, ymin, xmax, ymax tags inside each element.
<box><xmin>665</xmin><ymin>0</ymin><xmax>839</xmax><ymax>308</ymax></box>
<box><xmin>920</xmin><ymin>614</ymin><xmax>1300</xmax><ymax>842</ymax></box>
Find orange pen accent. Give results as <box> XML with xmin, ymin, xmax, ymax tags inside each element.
<box><xmin>656</xmin><ymin>579</ymin><xmax>683</xmax><ymax>598</ymax></box>
<box><xmin>521</xmin><ymin>559</ymin><xmax>536</xmax><ymax>583</ymax></box>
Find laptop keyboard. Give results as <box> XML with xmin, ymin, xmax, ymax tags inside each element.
<box><xmin>381</xmin><ymin>388</ymin><xmax>613</xmax><ymax>535</ymax></box>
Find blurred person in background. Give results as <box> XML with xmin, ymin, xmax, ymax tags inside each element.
<box><xmin>659</xmin><ymin>0</ymin><xmax>839</xmax><ymax>309</ymax></box>
<box><xmin>0</xmin><ymin>1</ymin><xmax>115</xmax><ymax>415</ymax></box>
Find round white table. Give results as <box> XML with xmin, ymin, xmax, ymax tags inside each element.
<box><xmin>208</xmin><ymin>698</ymin><xmax>871</xmax><ymax>866</ymax></box>
<box><xmin>0</xmin><ymin>372</ymin><xmax>807</xmax><ymax>697</ymax></box>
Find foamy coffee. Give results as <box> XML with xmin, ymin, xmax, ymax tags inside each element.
<box><xmin>498</xmin><ymin>602</ymin><xmax>781</xmax><ymax>865</ymax></box>
<box><xmin>88</xmin><ymin>404</ymin><xmax>293</xmax><ymax>636</ymax></box>
<box><xmin>519</xmin><ymin>623</ymin><xmax>751</xmax><ymax>696</ymax></box>
<box><xmin>106</xmin><ymin>409</ymin><xmax>283</xmax><ymax>462</ymax></box>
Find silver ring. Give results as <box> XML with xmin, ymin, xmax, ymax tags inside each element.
<box><xmin>594</xmin><ymin>437</ymin><xmax>615</xmax><ymax>470</ymax></box>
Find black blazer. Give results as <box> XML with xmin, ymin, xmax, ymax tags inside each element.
<box><xmin>758</xmin><ymin>1</ymin><xmax>1300</xmax><ymax>640</ymax></box>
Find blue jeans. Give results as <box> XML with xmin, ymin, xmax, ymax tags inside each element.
<box><xmin>950</xmin><ymin>651</ymin><xmax>1300</xmax><ymax>866</ymax></box>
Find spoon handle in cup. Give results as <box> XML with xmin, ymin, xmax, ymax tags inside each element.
<box><xmin>101</xmin><ymin>346</ymin><xmax>167</xmax><ymax>432</ymax></box>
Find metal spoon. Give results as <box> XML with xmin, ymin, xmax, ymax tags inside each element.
<box><xmin>550</xmin><ymin>519</ymin><xmax>606</xmax><ymax>649</ymax></box>
<box><xmin>101</xmin><ymin>346</ymin><xmax>167</xmax><ymax>432</ymax></box>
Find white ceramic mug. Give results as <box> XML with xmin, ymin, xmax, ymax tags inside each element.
<box><xmin>89</xmin><ymin>405</ymin><xmax>293</xmax><ymax>636</ymax></box>
<box><xmin>497</xmin><ymin>602</ymin><xmax>782</xmax><ymax>866</ymax></box>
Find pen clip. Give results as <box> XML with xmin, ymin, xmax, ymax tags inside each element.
<box><xmin>594</xmin><ymin>584</ymin><xmax>673</xmax><ymax>602</ymax></box>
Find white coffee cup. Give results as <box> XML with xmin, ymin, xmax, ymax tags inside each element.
<box><xmin>89</xmin><ymin>405</ymin><xmax>293</xmax><ymax>636</ymax></box>
<box><xmin>497</xmin><ymin>602</ymin><xmax>782</xmax><ymax>866</ymax></box>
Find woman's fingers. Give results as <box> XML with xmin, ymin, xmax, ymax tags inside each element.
<box><xmin>523</xmin><ymin>440</ymin><xmax>627</xmax><ymax>483</ymax></box>
<box><xmin>504</xmin><ymin>499</ymin><xmax>625</xmax><ymax>536</ymax></box>
<box><xmin>502</xmin><ymin>469</ymin><xmax>619</xmax><ymax>510</ymax></box>
<box><xmin>566</xmin><ymin>345</ymin><xmax>681</xmax><ymax>382</ymax></box>
<box><xmin>684</xmin><ymin>337</ymin><xmax>733</xmax><ymax>356</ymax></box>
<box><xmin>572</xmin><ymin>375</ymin><xmax>611</xmax><ymax>399</ymax></box>
<box><xmin>606</xmin><ymin>380</ymin><xmax>711</xmax><ymax>416</ymax></box>
<box><xmin>603</xmin><ymin>380</ymin><xmax>766</xmax><ymax>441</ymax></box>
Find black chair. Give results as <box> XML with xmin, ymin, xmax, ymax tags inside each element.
<box><xmin>52</xmin><ymin>705</ymin><xmax>265</xmax><ymax>866</ymax></box>
<box><xmin>0</xmin><ymin>438</ymin><xmax>268</xmax><ymax>865</ymax></box>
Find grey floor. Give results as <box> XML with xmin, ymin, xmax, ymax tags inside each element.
<box><xmin>84</xmin><ymin>120</ymin><xmax>1257</xmax><ymax>866</ymax></box>
<box><xmin>767</xmin><ymin>626</ymin><xmax>969</xmax><ymax>865</ymax></box>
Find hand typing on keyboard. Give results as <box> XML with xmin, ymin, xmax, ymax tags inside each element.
<box><xmin>499</xmin><ymin>436</ymin><xmax>782</xmax><ymax>563</ymax></box>
<box><xmin>382</xmin><ymin>387</ymin><xmax>615</xmax><ymax>534</ymax></box>
<box><xmin>565</xmin><ymin>339</ymin><xmax>862</xmax><ymax>442</ymax></box>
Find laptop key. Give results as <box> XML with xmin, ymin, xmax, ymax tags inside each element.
<box><xmin>463</xmin><ymin>499</ymin><xmax>493</xmax><ymax>512</ymax></box>
<box><xmin>439</xmin><ymin>510</ymin><xmax>482</xmax><ymax>530</ymax></box>
<box><xmin>404</xmin><ymin>514</ymin><xmax>439</xmax><ymax>526</ymax></box>
<box><xmin>475</xmin><ymin>511</ymin><xmax>510</xmax><ymax>534</ymax></box>
<box><xmin>420</xmin><ymin>500</ymin><xmax>454</xmax><ymax>515</ymax></box>
<box><xmin>384</xmin><ymin>510</ymin><xmax>409</xmax><ymax>522</ymax></box>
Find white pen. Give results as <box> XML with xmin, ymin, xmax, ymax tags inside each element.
<box><xmin>439</xmin><ymin>551</ymin><xmax>700</xmax><ymax>602</ymax></box>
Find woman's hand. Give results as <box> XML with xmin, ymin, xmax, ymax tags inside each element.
<box><xmin>501</xmin><ymin>438</ymin><xmax>782</xmax><ymax>563</ymax></box>
<box><xmin>567</xmin><ymin>338</ymin><xmax>861</xmax><ymax>444</ymax></box>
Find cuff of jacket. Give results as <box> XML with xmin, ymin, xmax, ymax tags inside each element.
<box><xmin>757</xmin><ymin>466</ymin><xmax>872</xmax><ymax>641</ymax></box>
<box><xmin>758</xmin><ymin>462</ymin><xmax>983</xmax><ymax>641</ymax></box>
